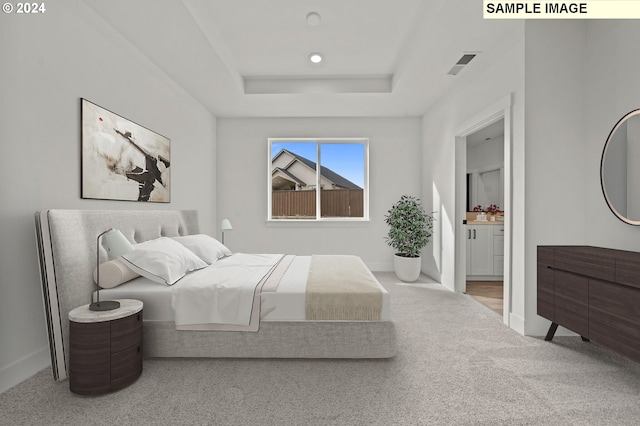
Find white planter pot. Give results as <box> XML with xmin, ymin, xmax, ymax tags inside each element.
<box><xmin>393</xmin><ymin>254</ymin><xmax>422</xmax><ymax>282</ymax></box>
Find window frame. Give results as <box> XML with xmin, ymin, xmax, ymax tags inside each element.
<box><xmin>267</xmin><ymin>137</ymin><xmax>370</xmax><ymax>222</ymax></box>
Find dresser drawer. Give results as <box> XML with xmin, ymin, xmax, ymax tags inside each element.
<box><xmin>111</xmin><ymin>311</ymin><xmax>143</xmax><ymax>353</ymax></box>
<box><xmin>70</xmin><ymin>321</ymin><xmax>110</xmax><ymax>350</ymax></box>
<box><xmin>537</xmin><ymin>263</ymin><xmax>555</xmax><ymax>321</ymax></box>
<box><xmin>111</xmin><ymin>344</ymin><xmax>143</xmax><ymax>391</ymax></box>
<box><xmin>554</xmin><ymin>247</ymin><xmax>614</xmax><ymax>281</ymax></box>
<box><xmin>589</xmin><ymin>279</ymin><xmax>640</xmax><ymax>362</ymax></box>
<box><xmin>69</xmin><ymin>321</ymin><xmax>111</xmax><ymax>369</ymax></box>
<box><xmin>537</xmin><ymin>246</ymin><xmax>555</xmax><ymax>267</ymax></box>
<box><xmin>614</xmin><ymin>256</ymin><xmax>640</xmax><ymax>290</ymax></box>
<box><xmin>554</xmin><ymin>270</ymin><xmax>588</xmax><ymax>337</ymax></box>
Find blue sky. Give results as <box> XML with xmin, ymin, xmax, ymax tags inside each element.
<box><xmin>272</xmin><ymin>141</ymin><xmax>365</xmax><ymax>187</ymax></box>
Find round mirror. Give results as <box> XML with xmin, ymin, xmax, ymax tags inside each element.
<box><xmin>601</xmin><ymin>109</ymin><xmax>640</xmax><ymax>225</ymax></box>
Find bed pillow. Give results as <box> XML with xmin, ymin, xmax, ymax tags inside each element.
<box><xmin>92</xmin><ymin>258</ymin><xmax>140</xmax><ymax>289</ymax></box>
<box><xmin>171</xmin><ymin>234</ymin><xmax>232</xmax><ymax>264</ymax></box>
<box><xmin>121</xmin><ymin>237</ymin><xmax>208</xmax><ymax>285</ymax></box>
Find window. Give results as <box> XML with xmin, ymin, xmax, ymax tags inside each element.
<box><xmin>268</xmin><ymin>138</ymin><xmax>369</xmax><ymax>221</ymax></box>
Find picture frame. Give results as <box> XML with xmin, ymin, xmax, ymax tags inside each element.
<box><xmin>81</xmin><ymin>98</ymin><xmax>171</xmax><ymax>203</ymax></box>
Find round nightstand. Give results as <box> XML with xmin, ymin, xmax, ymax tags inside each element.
<box><xmin>68</xmin><ymin>299</ymin><xmax>143</xmax><ymax>395</ymax></box>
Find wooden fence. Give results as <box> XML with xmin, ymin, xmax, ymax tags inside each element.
<box><xmin>272</xmin><ymin>189</ymin><xmax>363</xmax><ymax>218</ymax></box>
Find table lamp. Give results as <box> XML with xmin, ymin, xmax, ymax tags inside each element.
<box><xmin>90</xmin><ymin>228</ymin><xmax>134</xmax><ymax>311</ymax></box>
<box><xmin>221</xmin><ymin>219</ymin><xmax>233</xmax><ymax>244</ymax></box>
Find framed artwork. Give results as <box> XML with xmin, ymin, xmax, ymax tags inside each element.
<box><xmin>81</xmin><ymin>98</ymin><xmax>171</xmax><ymax>202</ymax></box>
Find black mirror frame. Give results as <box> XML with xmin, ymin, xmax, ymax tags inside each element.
<box><xmin>601</xmin><ymin>109</ymin><xmax>640</xmax><ymax>225</ymax></box>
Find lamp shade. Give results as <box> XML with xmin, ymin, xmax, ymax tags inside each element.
<box><xmin>103</xmin><ymin>229</ymin><xmax>134</xmax><ymax>257</ymax></box>
<box><xmin>221</xmin><ymin>219</ymin><xmax>233</xmax><ymax>232</ymax></box>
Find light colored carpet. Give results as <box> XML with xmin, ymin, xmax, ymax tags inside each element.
<box><xmin>2</xmin><ymin>272</ymin><xmax>640</xmax><ymax>425</ymax></box>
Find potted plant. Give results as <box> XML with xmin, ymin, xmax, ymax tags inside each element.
<box><xmin>485</xmin><ymin>204</ymin><xmax>502</xmax><ymax>221</ymax></box>
<box><xmin>384</xmin><ymin>195</ymin><xmax>435</xmax><ymax>282</ymax></box>
<box><xmin>472</xmin><ymin>204</ymin><xmax>487</xmax><ymax>221</ymax></box>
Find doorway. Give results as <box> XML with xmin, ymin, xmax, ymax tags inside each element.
<box><xmin>466</xmin><ymin>281</ymin><xmax>503</xmax><ymax>316</ymax></box>
<box><xmin>454</xmin><ymin>96</ymin><xmax>512</xmax><ymax>326</ymax></box>
<box><xmin>464</xmin><ymin>119</ymin><xmax>505</xmax><ymax>316</ymax></box>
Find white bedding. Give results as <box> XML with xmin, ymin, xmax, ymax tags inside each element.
<box><xmin>99</xmin><ymin>254</ymin><xmax>390</xmax><ymax>325</ymax></box>
<box><xmin>171</xmin><ymin>253</ymin><xmax>284</xmax><ymax>328</ymax></box>
<box><xmin>260</xmin><ymin>256</ymin><xmax>311</xmax><ymax>320</ymax></box>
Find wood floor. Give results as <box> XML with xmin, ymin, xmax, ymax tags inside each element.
<box><xmin>465</xmin><ymin>281</ymin><xmax>503</xmax><ymax>316</ymax></box>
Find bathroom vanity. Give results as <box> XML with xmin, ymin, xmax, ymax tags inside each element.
<box><xmin>466</xmin><ymin>221</ymin><xmax>504</xmax><ymax>279</ymax></box>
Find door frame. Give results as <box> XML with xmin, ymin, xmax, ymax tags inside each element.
<box><xmin>454</xmin><ymin>95</ymin><xmax>512</xmax><ymax>326</ymax></box>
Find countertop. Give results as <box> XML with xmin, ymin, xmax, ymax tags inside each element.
<box><xmin>69</xmin><ymin>299</ymin><xmax>143</xmax><ymax>323</ymax></box>
<box><xmin>466</xmin><ymin>220</ymin><xmax>504</xmax><ymax>225</ymax></box>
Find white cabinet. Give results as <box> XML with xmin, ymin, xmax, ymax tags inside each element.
<box><xmin>466</xmin><ymin>224</ymin><xmax>504</xmax><ymax>278</ymax></box>
<box><xmin>493</xmin><ymin>226</ymin><xmax>504</xmax><ymax>276</ymax></box>
<box><xmin>466</xmin><ymin>225</ymin><xmax>494</xmax><ymax>276</ymax></box>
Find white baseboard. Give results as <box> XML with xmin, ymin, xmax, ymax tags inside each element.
<box><xmin>509</xmin><ymin>312</ymin><xmax>526</xmax><ymax>335</ymax></box>
<box><xmin>0</xmin><ymin>346</ymin><xmax>50</xmax><ymax>394</ymax></box>
<box><xmin>420</xmin><ymin>266</ymin><xmax>442</xmax><ymax>282</ymax></box>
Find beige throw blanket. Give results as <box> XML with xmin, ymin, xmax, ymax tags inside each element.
<box><xmin>306</xmin><ymin>255</ymin><xmax>382</xmax><ymax>320</ymax></box>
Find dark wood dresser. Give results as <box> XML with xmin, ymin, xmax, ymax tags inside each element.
<box><xmin>69</xmin><ymin>299</ymin><xmax>143</xmax><ymax>395</ymax></box>
<box><xmin>537</xmin><ymin>246</ymin><xmax>640</xmax><ymax>363</ymax></box>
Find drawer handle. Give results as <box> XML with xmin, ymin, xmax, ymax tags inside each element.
<box><xmin>137</xmin><ymin>346</ymin><xmax>141</xmax><ymax>353</ymax></box>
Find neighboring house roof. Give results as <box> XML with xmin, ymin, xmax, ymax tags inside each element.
<box><xmin>272</xmin><ymin>149</ymin><xmax>361</xmax><ymax>190</ymax></box>
<box><xmin>273</xmin><ymin>167</ymin><xmax>306</xmax><ymax>186</ymax></box>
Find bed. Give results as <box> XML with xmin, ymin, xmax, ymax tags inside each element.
<box><xmin>35</xmin><ymin>209</ymin><xmax>396</xmax><ymax>381</ymax></box>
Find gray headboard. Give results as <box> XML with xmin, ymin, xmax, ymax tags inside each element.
<box><xmin>34</xmin><ymin>209</ymin><xmax>200</xmax><ymax>380</ymax></box>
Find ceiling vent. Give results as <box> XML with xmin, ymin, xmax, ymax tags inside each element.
<box><xmin>447</xmin><ymin>53</ymin><xmax>477</xmax><ymax>76</ymax></box>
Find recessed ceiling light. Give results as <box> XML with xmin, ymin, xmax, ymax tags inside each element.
<box><xmin>306</xmin><ymin>12</ymin><xmax>321</xmax><ymax>26</ymax></box>
<box><xmin>309</xmin><ymin>52</ymin><xmax>323</xmax><ymax>64</ymax></box>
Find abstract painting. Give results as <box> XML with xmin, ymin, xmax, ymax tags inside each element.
<box><xmin>81</xmin><ymin>99</ymin><xmax>170</xmax><ymax>202</ymax></box>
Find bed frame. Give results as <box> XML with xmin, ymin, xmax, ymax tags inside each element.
<box><xmin>35</xmin><ymin>209</ymin><xmax>396</xmax><ymax>381</ymax></box>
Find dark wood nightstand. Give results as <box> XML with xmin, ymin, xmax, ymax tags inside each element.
<box><xmin>68</xmin><ymin>299</ymin><xmax>143</xmax><ymax>395</ymax></box>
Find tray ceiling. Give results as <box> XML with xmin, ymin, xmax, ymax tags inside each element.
<box><xmin>85</xmin><ymin>0</ymin><xmax>519</xmax><ymax>117</ymax></box>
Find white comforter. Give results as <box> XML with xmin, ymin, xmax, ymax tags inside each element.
<box><xmin>171</xmin><ymin>253</ymin><xmax>284</xmax><ymax>327</ymax></box>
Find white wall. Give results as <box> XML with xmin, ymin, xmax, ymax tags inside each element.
<box><xmin>420</xmin><ymin>24</ymin><xmax>525</xmax><ymax>324</ymax></box>
<box><xmin>422</xmin><ymin>20</ymin><xmax>640</xmax><ymax>337</ymax></box>
<box><xmin>216</xmin><ymin>118</ymin><xmax>421</xmax><ymax>271</ymax></box>
<box><xmin>507</xmin><ymin>20</ymin><xmax>640</xmax><ymax>336</ymax></box>
<box><xmin>584</xmin><ymin>21</ymin><xmax>640</xmax><ymax>246</ymax></box>
<box><xmin>0</xmin><ymin>3</ymin><xmax>216</xmax><ymax>392</ymax></box>
<box><xmin>522</xmin><ymin>20</ymin><xmax>589</xmax><ymax>335</ymax></box>
<box><xmin>467</xmin><ymin>137</ymin><xmax>505</xmax><ymax>171</ymax></box>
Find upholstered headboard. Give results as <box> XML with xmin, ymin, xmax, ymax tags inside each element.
<box><xmin>35</xmin><ymin>209</ymin><xmax>200</xmax><ymax>380</ymax></box>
